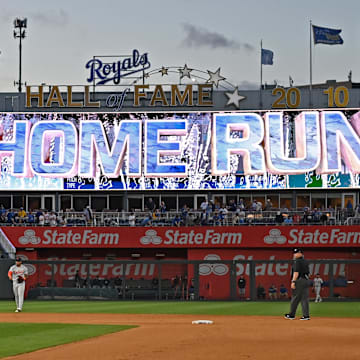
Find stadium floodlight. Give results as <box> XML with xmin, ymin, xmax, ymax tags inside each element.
<box><xmin>13</xmin><ymin>17</ymin><xmax>27</xmax><ymax>93</ymax></box>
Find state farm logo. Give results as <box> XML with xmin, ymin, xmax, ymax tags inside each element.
<box><xmin>19</xmin><ymin>230</ymin><xmax>41</xmax><ymax>245</ymax></box>
<box><xmin>140</xmin><ymin>229</ymin><xmax>162</xmax><ymax>245</ymax></box>
<box><xmin>264</xmin><ymin>229</ymin><xmax>287</xmax><ymax>245</ymax></box>
<box><xmin>15</xmin><ymin>255</ymin><xmax>36</xmax><ymax>275</ymax></box>
<box><xmin>199</xmin><ymin>254</ymin><xmax>229</xmax><ymax>276</ymax></box>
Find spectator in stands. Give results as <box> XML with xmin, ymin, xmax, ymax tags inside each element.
<box><xmin>238</xmin><ymin>198</ymin><xmax>245</xmax><ymax>211</ymax></box>
<box><xmin>128</xmin><ymin>212</ymin><xmax>136</xmax><ymax>226</ymax></box>
<box><xmin>18</xmin><ymin>207</ymin><xmax>27</xmax><ymax>223</ymax></box>
<box><xmin>181</xmin><ymin>204</ymin><xmax>189</xmax><ymax>226</ymax></box>
<box><xmin>257</xmin><ymin>284</ymin><xmax>266</xmax><ymax>299</ymax></box>
<box><xmin>212</xmin><ymin>212</ymin><xmax>220</xmax><ymax>226</ymax></box>
<box><xmin>355</xmin><ymin>203</ymin><xmax>360</xmax><ymax>218</ymax></box>
<box><xmin>284</xmin><ymin>216</ymin><xmax>293</xmax><ymax>225</ymax></box>
<box><xmin>346</xmin><ymin>200</ymin><xmax>353</xmax><ymax>210</ymax></box>
<box><xmin>219</xmin><ymin>205</ymin><xmax>228</xmax><ymax>225</ymax></box>
<box><xmin>200</xmin><ymin>199</ymin><xmax>208</xmax><ymax>211</ymax></box>
<box><xmin>206</xmin><ymin>202</ymin><xmax>212</xmax><ymax>216</ymax></box>
<box><xmin>153</xmin><ymin>208</ymin><xmax>161</xmax><ymax>222</ymax></box>
<box><xmin>146</xmin><ymin>198</ymin><xmax>156</xmax><ymax>212</ymax></box>
<box><xmin>229</xmin><ymin>199</ymin><xmax>237</xmax><ymax>212</ymax></box>
<box><xmin>27</xmin><ymin>211</ymin><xmax>35</xmax><ymax>224</ymax></box>
<box><xmin>264</xmin><ymin>199</ymin><xmax>272</xmax><ymax>211</ymax></box>
<box><xmin>141</xmin><ymin>212</ymin><xmax>152</xmax><ymax>226</ymax></box>
<box><xmin>320</xmin><ymin>212</ymin><xmax>328</xmax><ymax>225</ymax></box>
<box><xmin>172</xmin><ymin>214</ymin><xmax>181</xmax><ymax>227</ymax></box>
<box><xmin>292</xmin><ymin>213</ymin><xmax>301</xmax><ymax>224</ymax></box>
<box><xmin>57</xmin><ymin>213</ymin><xmax>65</xmax><ymax>226</ymax></box>
<box><xmin>279</xmin><ymin>284</ymin><xmax>288</xmax><ymax>299</ymax></box>
<box><xmin>0</xmin><ymin>205</ymin><xmax>6</xmax><ymax>223</ymax></box>
<box><xmin>49</xmin><ymin>212</ymin><xmax>57</xmax><ymax>226</ymax></box>
<box><xmin>84</xmin><ymin>206</ymin><xmax>93</xmax><ymax>225</ymax></box>
<box><xmin>232</xmin><ymin>213</ymin><xmax>240</xmax><ymax>225</ymax></box>
<box><xmin>256</xmin><ymin>200</ymin><xmax>263</xmax><ymax>212</ymax></box>
<box><xmin>38</xmin><ymin>212</ymin><xmax>45</xmax><ymax>226</ymax></box>
<box><xmin>268</xmin><ymin>284</ymin><xmax>277</xmax><ymax>300</ymax></box>
<box><xmin>275</xmin><ymin>211</ymin><xmax>283</xmax><ymax>224</ymax></box>
<box><xmin>44</xmin><ymin>211</ymin><xmax>50</xmax><ymax>225</ymax></box>
<box><xmin>200</xmin><ymin>210</ymin><xmax>208</xmax><ymax>225</ymax></box>
<box><xmin>250</xmin><ymin>200</ymin><xmax>258</xmax><ymax>211</ymax></box>
<box><xmin>7</xmin><ymin>209</ymin><xmax>15</xmax><ymax>225</ymax></box>
<box><xmin>36</xmin><ymin>209</ymin><xmax>43</xmax><ymax>223</ymax></box>
<box><xmin>160</xmin><ymin>201</ymin><xmax>167</xmax><ymax>214</ymax></box>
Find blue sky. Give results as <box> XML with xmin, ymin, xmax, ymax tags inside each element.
<box><xmin>0</xmin><ymin>0</ymin><xmax>358</xmax><ymax>91</ymax></box>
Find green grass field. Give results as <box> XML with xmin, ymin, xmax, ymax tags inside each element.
<box><xmin>0</xmin><ymin>323</ymin><xmax>134</xmax><ymax>358</ymax></box>
<box><xmin>1</xmin><ymin>300</ymin><xmax>360</xmax><ymax>317</ymax></box>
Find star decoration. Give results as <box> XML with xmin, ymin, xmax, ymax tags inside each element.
<box><xmin>225</xmin><ymin>87</ymin><xmax>246</xmax><ymax>109</ymax></box>
<box><xmin>160</xmin><ymin>67</ymin><xmax>169</xmax><ymax>76</ymax></box>
<box><xmin>144</xmin><ymin>73</ymin><xmax>150</xmax><ymax>78</ymax></box>
<box><xmin>179</xmin><ymin>64</ymin><xmax>193</xmax><ymax>79</ymax></box>
<box><xmin>206</xmin><ymin>67</ymin><xmax>226</xmax><ymax>88</ymax></box>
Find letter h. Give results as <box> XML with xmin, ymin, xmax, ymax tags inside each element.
<box><xmin>0</xmin><ymin>121</ymin><xmax>30</xmax><ymax>175</ymax></box>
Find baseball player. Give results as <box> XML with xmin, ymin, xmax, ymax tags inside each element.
<box><xmin>313</xmin><ymin>273</ymin><xmax>324</xmax><ymax>303</ymax></box>
<box><xmin>284</xmin><ymin>248</ymin><xmax>310</xmax><ymax>320</ymax></box>
<box><xmin>8</xmin><ymin>257</ymin><xmax>28</xmax><ymax>312</ymax></box>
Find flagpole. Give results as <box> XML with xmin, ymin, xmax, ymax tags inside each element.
<box><xmin>260</xmin><ymin>39</ymin><xmax>263</xmax><ymax>108</ymax></box>
<box><xmin>309</xmin><ymin>20</ymin><xmax>313</xmax><ymax>107</ymax></box>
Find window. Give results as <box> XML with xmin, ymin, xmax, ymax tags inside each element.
<box><xmin>178</xmin><ymin>196</ymin><xmax>194</xmax><ymax>209</ymax></box>
<box><xmin>161</xmin><ymin>196</ymin><xmax>177</xmax><ymax>211</ymax></box>
<box><xmin>266</xmin><ymin>195</ymin><xmax>279</xmax><ymax>208</ymax></box>
<box><xmin>280</xmin><ymin>194</ymin><xmax>292</xmax><ymax>209</ymax></box>
<box><xmin>109</xmin><ymin>196</ymin><xmax>123</xmax><ymax>211</ymax></box>
<box><xmin>73</xmin><ymin>196</ymin><xmax>89</xmax><ymax>211</ymax></box>
<box><xmin>60</xmin><ymin>195</ymin><xmax>71</xmax><ymax>211</ymax></box>
<box><xmin>91</xmin><ymin>196</ymin><xmax>107</xmax><ymax>211</ymax></box>
<box><xmin>296</xmin><ymin>195</ymin><xmax>310</xmax><ymax>209</ymax></box>
<box><xmin>0</xmin><ymin>196</ymin><xmax>11</xmax><ymax>209</ymax></box>
<box><xmin>311</xmin><ymin>194</ymin><xmax>325</xmax><ymax>210</ymax></box>
<box><xmin>28</xmin><ymin>196</ymin><xmax>41</xmax><ymax>210</ymax></box>
<box><xmin>327</xmin><ymin>194</ymin><xmax>341</xmax><ymax>210</ymax></box>
<box><xmin>128</xmin><ymin>197</ymin><xmax>143</xmax><ymax>211</ymax></box>
<box><xmin>13</xmin><ymin>195</ymin><xmax>25</xmax><ymax>209</ymax></box>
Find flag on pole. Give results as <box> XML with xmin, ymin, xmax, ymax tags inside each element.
<box><xmin>261</xmin><ymin>48</ymin><xmax>274</xmax><ymax>65</ymax></box>
<box><xmin>312</xmin><ymin>25</ymin><xmax>343</xmax><ymax>45</ymax></box>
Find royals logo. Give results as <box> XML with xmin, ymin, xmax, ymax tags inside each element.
<box><xmin>86</xmin><ymin>49</ymin><xmax>151</xmax><ymax>85</ymax></box>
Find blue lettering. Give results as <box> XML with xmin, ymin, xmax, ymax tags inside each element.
<box><xmin>0</xmin><ymin>121</ymin><xmax>29</xmax><ymax>175</ymax></box>
<box><xmin>212</xmin><ymin>113</ymin><xmax>266</xmax><ymax>175</ymax></box>
<box><xmin>145</xmin><ymin>120</ymin><xmax>187</xmax><ymax>176</ymax></box>
<box><xmin>79</xmin><ymin>120</ymin><xmax>141</xmax><ymax>177</ymax></box>
<box><xmin>265</xmin><ymin>112</ymin><xmax>321</xmax><ymax>174</ymax></box>
<box><xmin>30</xmin><ymin>121</ymin><xmax>77</xmax><ymax>176</ymax></box>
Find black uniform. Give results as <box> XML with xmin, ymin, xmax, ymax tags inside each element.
<box><xmin>289</xmin><ymin>256</ymin><xmax>310</xmax><ymax>318</ymax></box>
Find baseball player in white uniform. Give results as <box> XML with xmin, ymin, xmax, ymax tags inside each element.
<box><xmin>8</xmin><ymin>257</ymin><xmax>28</xmax><ymax>312</ymax></box>
<box><xmin>313</xmin><ymin>273</ymin><xmax>323</xmax><ymax>303</ymax></box>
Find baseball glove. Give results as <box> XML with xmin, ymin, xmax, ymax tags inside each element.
<box><xmin>17</xmin><ymin>276</ymin><xmax>24</xmax><ymax>284</ymax></box>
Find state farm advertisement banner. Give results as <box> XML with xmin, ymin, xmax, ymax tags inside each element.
<box><xmin>3</xmin><ymin>225</ymin><xmax>360</xmax><ymax>249</ymax></box>
<box><xmin>188</xmin><ymin>249</ymin><xmax>360</xmax><ymax>300</ymax></box>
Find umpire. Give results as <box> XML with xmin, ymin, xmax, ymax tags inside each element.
<box><xmin>284</xmin><ymin>248</ymin><xmax>310</xmax><ymax>320</ymax></box>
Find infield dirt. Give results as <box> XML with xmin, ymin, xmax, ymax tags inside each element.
<box><xmin>1</xmin><ymin>313</ymin><xmax>359</xmax><ymax>360</ymax></box>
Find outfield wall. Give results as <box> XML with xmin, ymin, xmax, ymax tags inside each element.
<box><xmin>2</xmin><ymin>226</ymin><xmax>360</xmax><ymax>300</ymax></box>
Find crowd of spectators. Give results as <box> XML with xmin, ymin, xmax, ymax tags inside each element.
<box><xmin>0</xmin><ymin>197</ymin><xmax>358</xmax><ymax>227</ymax></box>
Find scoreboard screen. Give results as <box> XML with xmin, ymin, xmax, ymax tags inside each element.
<box><xmin>0</xmin><ymin>111</ymin><xmax>359</xmax><ymax>190</ymax></box>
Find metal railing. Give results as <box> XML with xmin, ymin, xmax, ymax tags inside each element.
<box><xmin>0</xmin><ymin>209</ymin><xmax>356</xmax><ymax>227</ymax></box>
